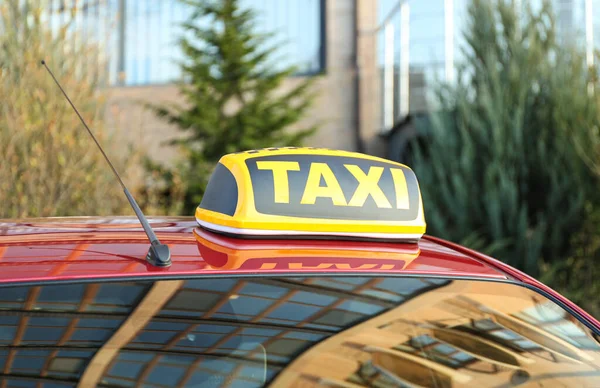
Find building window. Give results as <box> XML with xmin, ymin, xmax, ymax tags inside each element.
<box><xmin>394</xmin><ymin>334</ymin><xmax>477</xmax><ymax>369</ymax></box>
<box><xmin>515</xmin><ymin>302</ymin><xmax>600</xmax><ymax>350</ymax></box>
<box><xmin>463</xmin><ymin>319</ymin><xmax>541</xmax><ymax>352</ymax></box>
<box><xmin>45</xmin><ymin>0</ymin><xmax>326</xmax><ymax>86</ymax></box>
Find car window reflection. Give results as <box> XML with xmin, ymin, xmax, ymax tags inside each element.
<box><xmin>0</xmin><ymin>277</ymin><xmax>598</xmax><ymax>387</ymax></box>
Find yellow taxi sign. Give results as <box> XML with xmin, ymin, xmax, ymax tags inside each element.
<box><xmin>195</xmin><ymin>148</ymin><xmax>426</xmax><ymax>241</ymax></box>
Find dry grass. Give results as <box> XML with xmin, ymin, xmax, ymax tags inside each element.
<box><xmin>0</xmin><ymin>0</ymin><xmax>137</xmax><ymax>218</ymax></box>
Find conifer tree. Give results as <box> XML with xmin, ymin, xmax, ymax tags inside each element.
<box><xmin>407</xmin><ymin>0</ymin><xmax>600</xmax><ymax>275</ymax></box>
<box><xmin>151</xmin><ymin>0</ymin><xmax>318</xmax><ymax>213</ymax></box>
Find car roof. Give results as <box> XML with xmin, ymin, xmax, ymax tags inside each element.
<box><xmin>0</xmin><ymin>217</ymin><xmax>514</xmax><ymax>285</ymax></box>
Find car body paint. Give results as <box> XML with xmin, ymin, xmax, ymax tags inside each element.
<box><xmin>0</xmin><ymin>217</ymin><xmax>598</xmax><ymax>332</ymax></box>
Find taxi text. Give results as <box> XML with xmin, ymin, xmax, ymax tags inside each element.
<box><xmin>256</xmin><ymin>161</ymin><xmax>409</xmax><ymax>209</ymax></box>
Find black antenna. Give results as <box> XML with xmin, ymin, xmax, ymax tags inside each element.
<box><xmin>41</xmin><ymin>60</ymin><xmax>171</xmax><ymax>267</ymax></box>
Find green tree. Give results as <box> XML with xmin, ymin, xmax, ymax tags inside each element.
<box><xmin>0</xmin><ymin>0</ymin><xmax>135</xmax><ymax>217</ymax></box>
<box><xmin>407</xmin><ymin>0</ymin><xmax>600</xmax><ymax>276</ymax></box>
<box><xmin>149</xmin><ymin>0</ymin><xmax>318</xmax><ymax>214</ymax></box>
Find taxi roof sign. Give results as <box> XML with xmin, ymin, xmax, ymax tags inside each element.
<box><xmin>195</xmin><ymin>148</ymin><xmax>426</xmax><ymax>241</ymax></box>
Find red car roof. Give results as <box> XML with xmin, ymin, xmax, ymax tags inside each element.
<box><xmin>1</xmin><ymin>217</ymin><xmax>599</xmax><ymax>339</ymax></box>
<box><xmin>0</xmin><ymin>217</ymin><xmax>510</xmax><ymax>284</ymax></box>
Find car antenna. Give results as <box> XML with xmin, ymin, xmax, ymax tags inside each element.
<box><xmin>41</xmin><ymin>60</ymin><xmax>171</xmax><ymax>267</ymax></box>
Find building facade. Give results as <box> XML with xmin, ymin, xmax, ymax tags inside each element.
<box><xmin>42</xmin><ymin>0</ymin><xmax>600</xmax><ymax>163</ymax></box>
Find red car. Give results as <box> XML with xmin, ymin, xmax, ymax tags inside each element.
<box><xmin>1</xmin><ymin>148</ymin><xmax>599</xmax><ymax>388</ymax></box>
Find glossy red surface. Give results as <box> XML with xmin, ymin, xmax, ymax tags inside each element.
<box><xmin>0</xmin><ymin>216</ymin><xmax>505</xmax><ymax>282</ymax></box>
<box><xmin>0</xmin><ymin>216</ymin><xmax>598</xmax><ymax>330</ymax></box>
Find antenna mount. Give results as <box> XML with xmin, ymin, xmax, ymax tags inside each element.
<box><xmin>41</xmin><ymin>59</ymin><xmax>171</xmax><ymax>267</ymax></box>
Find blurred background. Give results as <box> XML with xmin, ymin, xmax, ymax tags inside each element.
<box><xmin>2</xmin><ymin>0</ymin><xmax>600</xmax><ymax>316</ymax></box>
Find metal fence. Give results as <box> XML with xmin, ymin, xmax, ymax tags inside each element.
<box><xmin>42</xmin><ymin>0</ymin><xmax>325</xmax><ymax>86</ymax></box>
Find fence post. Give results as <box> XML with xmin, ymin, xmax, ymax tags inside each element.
<box><xmin>399</xmin><ymin>1</ymin><xmax>410</xmax><ymax>118</ymax></box>
<box><xmin>383</xmin><ymin>22</ymin><xmax>395</xmax><ymax>130</ymax></box>
<box><xmin>444</xmin><ymin>0</ymin><xmax>454</xmax><ymax>83</ymax></box>
<box><xmin>118</xmin><ymin>0</ymin><xmax>126</xmax><ymax>85</ymax></box>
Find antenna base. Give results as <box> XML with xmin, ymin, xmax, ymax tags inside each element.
<box><xmin>146</xmin><ymin>243</ymin><xmax>172</xmax><ymax>267</ymax></box>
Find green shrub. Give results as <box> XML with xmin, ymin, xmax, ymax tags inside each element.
<box><xmin>408</xmin><ymin>0</ymin><xmax>600</xmax><ymax>276</ymax></box>
<box><xmin>540</xmin><ymin>206</ymin><xmax>600</xmax><ymax>319</ymax></box>
<box><xmin>0</xmin><ymin>0</ymin><xmax>135</xmax><ymax>218</ymax></box>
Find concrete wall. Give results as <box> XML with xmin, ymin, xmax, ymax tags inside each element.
<box><xmin>356</xmin><ymin>0</ymin><xmax>384</xmax><ymax>156</ymax></box>
<box><xmin>103</xmin><ymin>0</ymin><xmax>380</xmax><ymax>166</ymax></box>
